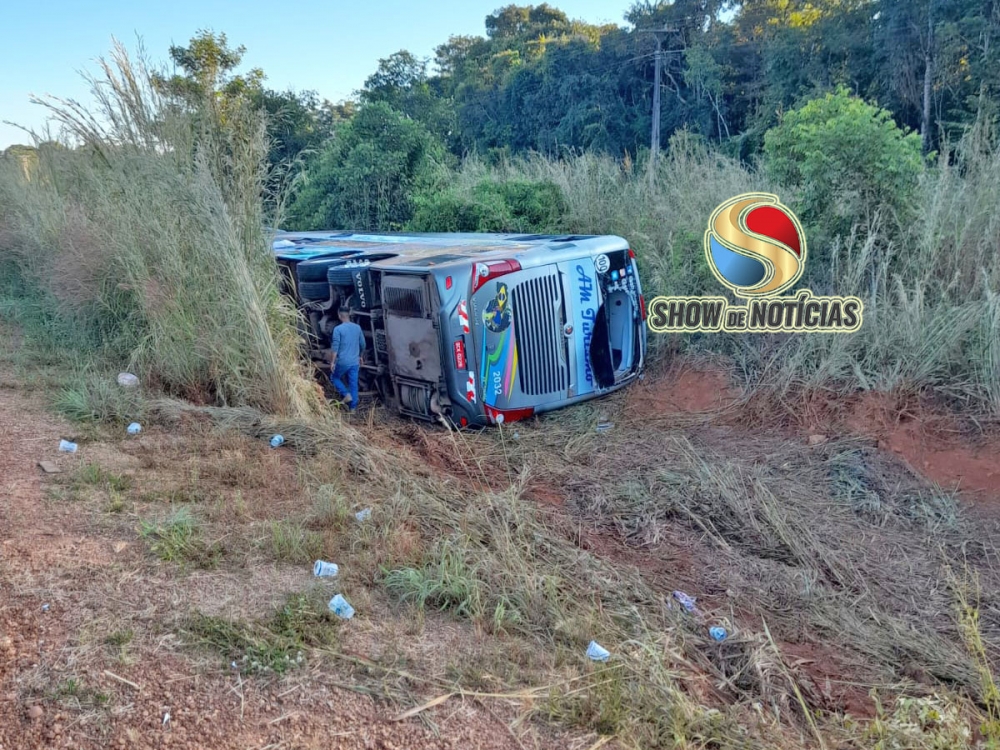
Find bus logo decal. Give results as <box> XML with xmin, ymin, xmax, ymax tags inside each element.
<box><xmin>483</xmin><ymin>283</ymin><xmax>511</xmax><ymax>333</ymax></box>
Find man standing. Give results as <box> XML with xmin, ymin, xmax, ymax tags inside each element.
<box><xmin>329</xmin><ymin>307</ymin><xmax>365</xmax><ymax>411</ymax></box>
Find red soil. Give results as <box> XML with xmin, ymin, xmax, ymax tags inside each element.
<box><xmin>626</xmin><ymin>365</ymin><xmax>740</xmax><ymax>416</ymax></box>
<box><xmin>810</xmin><ymin>391</ymin><xmax>1000</xmax><ymax>501</ymax></box>
<box><xmin>635</xmin><ymin>364</ymin><xmax>1000</xmax><ymax>501</ymax></box>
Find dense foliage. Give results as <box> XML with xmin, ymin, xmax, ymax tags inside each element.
<box><xmin>358</xmin><ymin>0</ymin><xmax>997</xmax><ymax>159</ymax></box>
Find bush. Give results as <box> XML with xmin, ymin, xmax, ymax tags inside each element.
<box><xmin>287</xmin><ymin>102</ymin><xmax>446</xmax><ymax>231</ymax></box>
<box><xmin>764</xmin><ymin>87</ymin><xmax>924</xmax><ymax>240</ymax></box>
<box><xmin>408</xmin><ymin>177</ymin><xmax>567</xmax><ymax>232</ymax></box>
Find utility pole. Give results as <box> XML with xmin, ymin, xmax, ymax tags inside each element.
<box><xmin>921</xmin><ymin>0</ymin><xmax>934</xmax><ymax>154</ymax></box>
<box><xmin>639</xmin><ymin>27</ymin><xmax>675</xmax><ymax>171</ymax></box>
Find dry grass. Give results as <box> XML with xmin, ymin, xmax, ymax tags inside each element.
<box><xmin>4</xmin><ymin>370</ymin><xmax>1000</xmax><ymax>749</ymax></box>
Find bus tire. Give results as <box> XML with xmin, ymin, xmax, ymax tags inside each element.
<box><xmin>298</xmin><ymin>281</ymin><xmax>332</xmax><ymax>301</ymax></box>
<box><xmin>326</xmin><ymin>266</ymin><xmax>356</xmax><ymax>287</ymax></box>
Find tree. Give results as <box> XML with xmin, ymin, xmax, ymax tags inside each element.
<box><xmin>361</xmin><ymin>51</ymin><xmax>456</xmax><ymax>148</ymax></box>
<box><xmin>875</xmin><ymin>0</ymin><xmax>1000</xmax><ymax>151</ymax></box>
<box><xmin>250</xmin><ymin>88</ymin><xmax>335</xmax><ymax>168</ymax></box>
<box><xmin>0</xmin><ymin>144</ymin><xmax>39</xmax><ymax>180</ymax></box>
<box><xmin>154</xmin><ymin>30</ymin><xmax>264</xmax><ymax>107</ymax></box>
<box><xmin>155</xmin><ymin>32</ymin><xmax>340</xmax><ymax>170</ymax></box>
<box><xmin>485</xmin><ymin>4</ymin><xmax>570</xmax><ymax>39</ymax></box>
<box><xmin>764</xmin><ymin>87</ymin><xmax>924</xmax><ymax>239</ymax></box>
<box><xmin>409</xmin><ymin>178</ymin><xmax>567</xmax><ymax>232</ymax></box>
<box><xmin>287</xmin><ymin>103</ymin><xmax>447</xmax><ymax>231</ymax></box>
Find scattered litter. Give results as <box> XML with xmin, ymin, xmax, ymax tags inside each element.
<box><xmin>670</xmin><ymin>590</ymin><xmax>698</xmax><ymax>613</ymax></box>
<box><xmin>709</xmin><ymin>626</ymin><xmax>728</xmax><ymax>642</ymax></box>
<box><xmin>354</xmin><ymin>508</ymin><xmax>372</xmax><ymax>522</ymax></box>
<box><xmin>41</xmin><ymin>604</ymin><xmax>50</xmax><ymax>613</ymax></box>
<box><xmin>127</xmin><ymin>422</ymin><xmax>142</xmax><ymax>435</ymax></box>
<box><xmin>596</xmin><ymin>421</ymin><xmax>614</xmax><ymax>434</ymax></box>
<box><xmin>313</xmin><ymin>560</ymin><xmax>339</xmax><ymax>577</ymax></box>
<box><xmin>586</xmin><ymin>641</ymin><xmax>611</xmax><ymax>661</ymax></box>
<box><xmin>58</xmin><ymin>439</ymin><xmax>78</xmax><ymax>453</ymax></box>
<box><xmin>512</xmin><ymin>431</ymin><xmax>520</xmax><ymax>440</ymax></box>
<box><xmin>117</xmin><ymin>372</ymin><xmax>139</xmax><ymax>388</ymax></box>
<box><xmin>328</xmin><ymin>594</ymin><xmax>355</xmax><ymax>619</ymax></box>
<box><xmin>807</xmin><ymin>434</ymin><xmax>828</xmax><ymax>446</ymax></box>
<box><xmin>37</xmin><ymin>461</ymin><xmax>61</xmax><ymax>474</ymax></box>
<box><xmin>269</xmin><ymin>434</ymin><xmax>285</xmax><ymax>448</ymax></box>
<box><xmin>230</xmin><ymin>661</ymin><xmax>238</xmax><ymax>670</ymax></box>
<box><xmin>162</xmin><ymin>711</ymin><xmax>170</xmax><ymax>728</ymax></box>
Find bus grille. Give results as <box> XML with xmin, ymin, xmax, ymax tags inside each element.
<box><xmin>511</xmin><ymin>274</ymin><xmax>569</xmax><ymax>396</ymax></box>
<box><xmin>383</xmin><ymin>286</ymin><xmax>425</xmax><ymax>317</ymax></box>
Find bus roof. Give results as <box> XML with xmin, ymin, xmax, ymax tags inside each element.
<box><xmin>271</xmin><ymin>231</ymin><xmax>619</xmax><ymax>263</ymax></box>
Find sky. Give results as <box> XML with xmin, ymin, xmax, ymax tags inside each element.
<box><xmin>0</xmin><ymin>0</ymin><xmax>630</xmax><ymax>149</ymax></box>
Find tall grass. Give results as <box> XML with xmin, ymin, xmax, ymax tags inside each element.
<box><xmin>0</xmin><ymin>41</ymin><xmax>317</xmax><ymax>415</ymax></box>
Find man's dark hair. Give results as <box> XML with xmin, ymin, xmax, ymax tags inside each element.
<box><xmin>338</xmin><ymin>306</ymin><xmax>351</xmax><ymax>316</ymax></box>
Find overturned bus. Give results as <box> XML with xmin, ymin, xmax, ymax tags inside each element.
<box><xmin>273</xmin><ymin>231</ymin><xmax>647</xmax><ymax>427</ymax></box>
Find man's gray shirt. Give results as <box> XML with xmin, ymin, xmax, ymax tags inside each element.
<box><xmin>332</xmin><ymin>322</ymin><xmax>365</xmax><ymax>367</ymax></box>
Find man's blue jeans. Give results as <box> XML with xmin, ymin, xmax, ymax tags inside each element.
<box><xmin>330</xmin><ymin>363</ymin><xmax>359</xmax><ymax>410</ymax></box>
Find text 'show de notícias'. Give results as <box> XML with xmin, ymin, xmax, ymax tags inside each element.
<box><xmin>646</xmin><ymin>290</ymin><xmax>863</xmax><ymax>334</ymax></box>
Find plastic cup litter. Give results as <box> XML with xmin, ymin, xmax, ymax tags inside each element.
<box><xmin>58</xmin><ymin>440</ymin><xmax>78</xmax><ymax>453</ymax></box>
<box><xmin>269</xmin><ymin>434</ymin><xmax>284</xmax><ymax>448</ymax></box>
<box><xmin>586</xmin><ymin>641</ymin><xmax>611</xmax><ymax>662</ymax></box>
<box><xmin>596</xmin><ymin>421</ymin><xmax>614</xmax><ymax>434</ymax></box>
<box><xmin>354</xmin><ymin>508</ymin><xmax>372</xmax><ymax>522</ymax></box>
<box><xmin>709</xmin><ymin>626</ymin><xmax>728</xmax><ymax>642</ymax></box>
<box><xmin>671</xmin><ymin>590</ymin><xmax>698</xmax><ymax>613</ymax></box>
<box><xmin>127</xmin><ymin>422</ymin><xmax>142</xmax><ymax>435</ymax></box>
<box><xmin>328</xmin><ymin>594</ymin><xmax>355</xmax><ymax>620</ymax></box>
<box><xmin>313</xmin><ymin>560</ymin><xmax>340</xmax><ymax>577</ymax></box>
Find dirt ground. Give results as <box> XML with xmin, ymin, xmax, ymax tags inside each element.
<box><xmin>0</xmin><ymin>383</ymin><xmax>581</xmax><ymax>750</ymax></box>
<box><xmin>3</xmin><ymin>355</ymin><xmax>999</xmax><ymax>749</ymax></box>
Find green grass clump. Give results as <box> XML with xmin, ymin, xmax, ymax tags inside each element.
<box><xmin>104</xmin><ymin>628</ymin><xmax>134</xmax><ymax>661</ymax></box>
<box><xmin>75</xmin><ymin>463</ymin><xmax>132</xmax><ymax>493</ymax></box>
<box><xmin>139</xmin><ymin>508</ymin><xmax>219</xmax><ymax>566</ymax></box>
<box><xmin>383</xmin><ymin>542</ymin><xmax>484</xmax><ymax>619</ymax></box>
<box><xmin>54</xmin><ymin>374</ymin><xmax>145</xmax><ymax>425</ymax></box>
<box><xmin>309</xmin><ymin>485</ymin><xmax>355</xmax><ymax>530</ymax></box>
<box><xmin>268</xmin><ymin>520</ymin><xmax>324</xmax><ymax>564</ymax></box>
<box><xmin>50</xmin><ymin>677</ymin><xmax>111</xmax><ymax>710</ymax></box>
<box><xmin>184</xmin><ymin>593</ymin><xmax>336</xmax><ymax>675</ymax></box>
